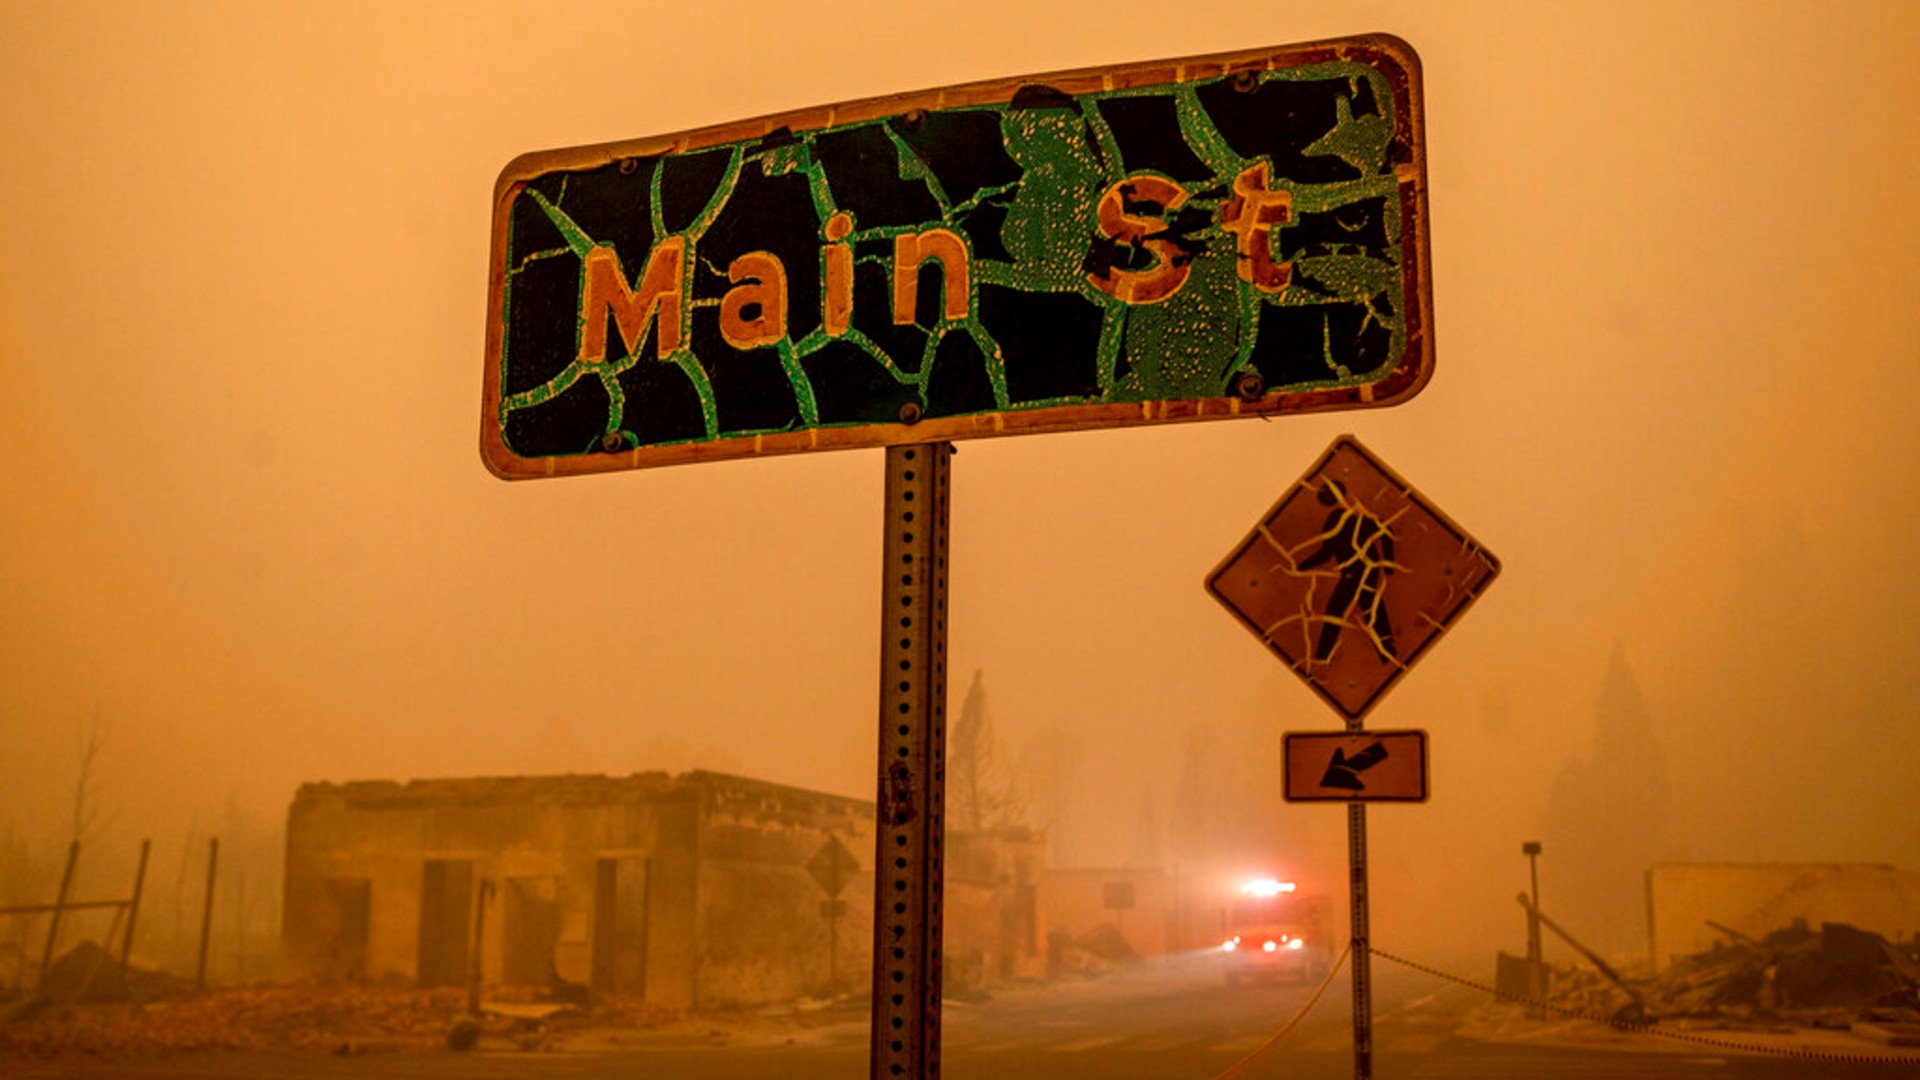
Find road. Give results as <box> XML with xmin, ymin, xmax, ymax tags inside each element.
<box><xmin>7</xmin><ymin>953</ymin><xmax>1911</xmax><ymax>1078</ymax></box>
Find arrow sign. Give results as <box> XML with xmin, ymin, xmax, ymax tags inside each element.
<box><xmin>1321</xmin><ymin>741</ymin><xmax>1391</xmax><ymax>790</ymax></box>
<box><xmin>1284</xmin><ymin>730</ymin><xmax>1429</xmax><ymax>802</ymax></box>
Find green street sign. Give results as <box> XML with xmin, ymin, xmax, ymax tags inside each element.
<box><xmin>482</xmin><ymin>35</ymin><xmax>1431</xmax><ymax>478</ymax></box>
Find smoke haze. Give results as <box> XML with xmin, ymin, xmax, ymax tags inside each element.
<box><xmin>3</xmin><ymin>0</ymin><xmax>1917</xmax><ymax>965</ymax></box>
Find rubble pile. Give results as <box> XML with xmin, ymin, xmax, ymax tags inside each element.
<box><xmin>1045</xmin><ymin>922</ymin><xmax>1138</xmax><ymax>978</ymax></box>
<box><xmin>1534</xmin><ymin>963</ymin><xmax>1645</xmax><ymax>1024</ymax></box>
<box><xmin>1543</xmin><ymin>921</ymin><xmax>1920</xmax><ymax>1030</ymax></box>
<box><xmin>32</xmin><ymin>942</ymin><xmax>128</xmax><ymax>1006</ymax></box>
<box><xmin>0</xmin><ymin>968</ymin><xmax>701</xmax><ymax>1061</ymax></box>
<box><xmin>1</xmin><ymin>985</ymin><xmax>473</xmax><ymax>1058</ymax></box>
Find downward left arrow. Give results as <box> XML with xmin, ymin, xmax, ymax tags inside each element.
<box><xmin>1320</xmin><ymin>740</ymin><xmax>1389</xmax><ymax>790</ymax></box>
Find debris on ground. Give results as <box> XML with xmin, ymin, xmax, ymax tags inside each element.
<box><xmin>1536</xmin><ymin>920</ymin><xmax>1920</xmax><ymax>1032</ymax></box>
<box><xmin>1075</xmin><ymin>922</ymin><xmax>1136</xmax><ymax>963</ymax></box>
<box><xmin>444</xmin><ymin>1015</ymin><xmax>481</xmax><ymax>1051</ymax></box>
<box><xmin>1852</xmin><ymin>1020</ymin><xmax>1920</xmax><ymax>1047</ymax></box>
<box><xmin>1044</xmin><ymin>923</ymin><xmax>1139</xmax><ymax>979</ymax></box>
<box><xmin>479</xmin><ymin>1000</ymin><xmax>580</xmax><ymax>1022</ymax></box>
<box><xmin>0</xmin><ymin>982</ymin><xmax>687</xmax><ymax>1060</ymax></box>
<box><xmin>3</xmin><ymin>944</ymin><xmax>198</xmax><ymax>1020</ymax></box>
<box><xmin>34</xmin><ymin>942</ymin><xmax>128</xmax><ymax>1006</ymax></box>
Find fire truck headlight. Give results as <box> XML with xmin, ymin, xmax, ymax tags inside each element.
<box><xmin>1287</xmin><ymin>938</ymin><xmax>1305</xmax><ymax>950</ymax></box>
<box><xmin>1262</xmin><ymin>940</ymin><xmax>1278</xmax><ymax>953</ymax></box>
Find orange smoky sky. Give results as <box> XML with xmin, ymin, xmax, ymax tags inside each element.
<box><xmin>2</xmin><ymin>0</ymin><xmax>1917</xmax><ymax>959</ymax></box>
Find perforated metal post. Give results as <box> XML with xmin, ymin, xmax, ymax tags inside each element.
<box><xmin>871</xmin><ymin>442</ymin><xmax>952</xmax><ymax>1080</ymax></box>
<box><xmin>1349</xmin><ymin>802</ymin><xmax>1372</xmax><ymax>1080</ymax></box>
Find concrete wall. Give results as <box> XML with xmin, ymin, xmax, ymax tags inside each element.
<box><xmin>1041</xmin><ymin>868</ymin><xmax>1173</xmax><ymax>960</ymax></box>
<box><xmin>1646</xmin><ymin>863</ymin><xmax>1920</xmax><ymax>967</ymax></box>
<box><xmin>283</xmin><ymin>774</ymin><xmax>699</xmax><ymax>998</ymax></box>
<box><xmin>691</xmin><ymin>773</ymin><xmax>874</xmax><ymax>1007</ymax></box>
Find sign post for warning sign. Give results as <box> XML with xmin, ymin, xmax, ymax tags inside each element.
<box><xmin>489</xmin><ymin>34</ymin><xmax>1433</xmax><ymax>1080</ymax></box>
<box><xmin>1208</xmin><ymin>434</ymin><xmax>1497</xmax><ymax>1080</ymax></box>
<box><xmin>809</xmin><ymin>835</ymin><xmax>860</xmax><ymax>985</ymax></box>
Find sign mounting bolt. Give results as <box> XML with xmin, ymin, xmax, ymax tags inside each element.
<box><xmin>898</xmin><ymin>402</ymin><xmax>923</xmax><ymax>425</ymax></box>
<box><xmin>1233</xmin><ymin>371</ymin><xmax>1265</xmax><ymax>402</ymax></box>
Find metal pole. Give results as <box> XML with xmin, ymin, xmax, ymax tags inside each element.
<box><xmin>12</xmin><ymin>916</ymin><xmax>27</xmax><ymax>993</ymax></box>
<box><xmin>870</xmin><ymin>442</ymin><xmax>952</xmax><ymax>1080</ymax></box>
<box><xmin>1516</xmin><ymin>892</ymin><xmax>1641</xmax><ymax>1007</ymax></box>
<box><xmin>1348</xmin><ymin>803</ymin><xmax>1372</xmax><ymax>1080</ymax></box>
<box><xmin>231</xmin><ymin>870</ymin><xmax>247</xmax><ymax>983</ymax></box>
<box><xmin>195</xmin><ymin>837</ymin><xmax>218</xmax><ymax>992</ymax></box>
<box><xmin>119</xmin><ymin>839</ymin><xmax>151</xmax><ymax>981</ymax></box>
<box><xmin>1523</xmin><ymin>841</ymin><xmax>1542</xmax><ymax>1018</ymax></box>
<box><xmin>38</xmin><ymin>840</ymin><xmax>80</xmax><ymax>986</ymax></box>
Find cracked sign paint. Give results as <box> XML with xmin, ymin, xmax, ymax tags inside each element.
<box><xmin>1207</xmin><ymin>435</ymin><xmax>1499</xmax><ymax>721</ymax></box>
<box><xmin>482</xmin><ymin>36</ymin><xmax>1430</xmax><ymax>478</ymax></box>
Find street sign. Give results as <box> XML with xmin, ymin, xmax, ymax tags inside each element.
<box><xmin>1207</xmin><ymin>435</ymin><xmax>1499</xmax><ymax>720</ymax></box>
<box><xmin>806</xmin><ymin>834</ymin><xmax>860</xmax><ymax>899</ymax></box>
<box><xmin>482</xmin><ymin>35</ymin><xmax>1430</xmax><ymax>478</ymax></box>
<box><xmin>1283</xmin><ymin>730</ymin><xmax>1428</xmax><ymax>802</ymax></box>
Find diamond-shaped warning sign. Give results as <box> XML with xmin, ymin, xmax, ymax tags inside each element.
<box><xmin>807</xmin><ymin>834</ymin><xmax>860</xmax><ymax>899</ymax></box>
<box><xmin>1208</xmin><ymin>436</ymin><xmax>1500</xmax><ymax>721</ymax></box>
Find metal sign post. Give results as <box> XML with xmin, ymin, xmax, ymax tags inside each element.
<box><xmin>871</xmin><ymin>443</ymin><xmax>952</xmax><ymax>1079</ymax></box>
<box><xmin>1348</xmin><ymin>798</ymin><xmax>1372</xmax><ymax>1080</ymax></box>
<box><xmin>808</xmin><ymin>835</ymin><xmax>860</xmax><ymax>988</ymax></box>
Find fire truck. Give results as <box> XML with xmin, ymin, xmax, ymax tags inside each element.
<box><xmin>1217</xmin><ymin>879</ymin><xmax>1334</xmax><ymax>985</ymax></box>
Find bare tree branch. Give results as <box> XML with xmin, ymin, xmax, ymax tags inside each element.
<box><xmin>69</xmin><ymin>712</ymin><xmax>113</xmax><ymax>846</ymax></box>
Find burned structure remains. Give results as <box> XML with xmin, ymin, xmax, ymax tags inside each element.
<box><xmin>281</xmin><ymin>771</ymin><xmax>1042</xmax><ymax>1007</ymax></box>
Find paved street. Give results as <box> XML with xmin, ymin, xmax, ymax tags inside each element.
<box><xmin>7</xmin><ymin>955</ymin><xmax>1913</xmax><ymax>1078</ymax></box>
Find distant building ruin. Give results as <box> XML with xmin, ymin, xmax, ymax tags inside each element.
<box><xmin>282</xmin><ymin>771</ymin><xmax>1043</xmax><ymax>1007</ymax></box>
<box><xmin>1646</xmin><ymin>863</ymin><xmax>1920</xmax><ymax>967</ymax></box>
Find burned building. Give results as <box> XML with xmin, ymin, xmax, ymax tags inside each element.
<box><xmin>282</xmin><ymin>772</ymin><xmax>871</xmax><ymax>1008</ymax></box>
<box><xmin>943</xmin><ymin>823</ymin><xmax>1047</xmax><ymax>989</ymax></box>
<box><xmin>282</xmin><ymin>771</ymin><xmax>1043</xmax><ymax>1008</ymax></box>
<box><xmin>1646</xmin><ymin>862</ymin><xmax>1920</xmax><ymax>967</ymax></box>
